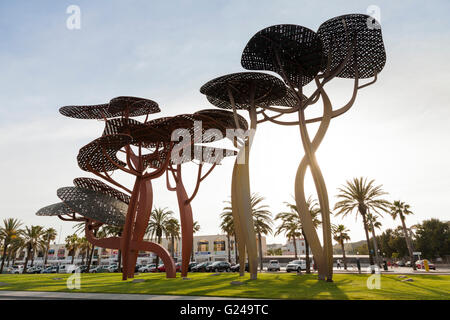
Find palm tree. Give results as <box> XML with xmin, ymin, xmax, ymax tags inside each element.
<box><xmin>7</xmin><ymin>236</ymin><xmax>25</xmax><ymax>267</ymax></box>
<box><xmin>165</xmin><ymin>218</ymin><xmax>180</xmax><ymax>259</ymax></box>
<box><xmin>42</xmin><ymin>228</ymin><xmax>57</xmax><ymax>265</ymax></box>
<box><xmin>250</xmin><ymin>193</ymin><xmax>273</xmax><ymax>272</ymax></box>
<box><xmin>146</xmin><ymin>207</ymin><xmax>174</xmax><ymax>266</ymax></box>
<box><xmin>275</xmin><ymin>210</ymin><xmax>302</xmax><ymax>259</ymax></box>
<box><xmin>65</xmin><ymin>234</ymin><xmax>80</xmax><ymax>264</ymax></box>
<box><xmin>280</xmin><ymin>197</ymin><xmax>321</xmax><ymax>273</ymax></box>
<box><xmin>77</xmin><ymin>237</ymin><xmax>91</xmax><ymax>265</ymax></box>
<box><xmin>0</xmin><ymin>218</ymin><xmax>23</xmax><ymax>273</ymax></box>
<box><xmin>367</xmin><ymin>212</ymin><xmax>383</xmax><ymax>268</ymax></box>
<box><xmin>220</xmin><ymin>205</ymin><xmax>235</xmax><ymax>263</ymax></box>
<box><xmin>102</xmin><ymin>225</ymin><xmax>123</xmax><ymax>270</ymax></box>
<box><xmin>390</xmin><ymin>200</ymin><xmax>416</xmax><ymax>270</ymax></box>
<box><xmin>334</xmin><ymin>177</ymin><xmax>391</xmax><ymax>270</ymax></box>
<box><xmin>191</xmin><ymin>221</ymin><xmax>200</xmax><ymax>262</ymax></box>
<box><xmin>332</xmin><ymin>224</ymin><xmax>351</xmax><ymax>270</ymax></box>
<box><xmin>22</xmin><ymin>225</ymin><xmax>44</xmax><ymax>272</ymax></box>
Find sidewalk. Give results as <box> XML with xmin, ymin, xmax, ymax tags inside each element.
<box><xmin>0</xmin><ymin>290</ymin><xmax>253</xmax><ymax>300</ymax></box>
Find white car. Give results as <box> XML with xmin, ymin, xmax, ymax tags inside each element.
<box><xmin>267</xmin><ymin>260</ymin><xmax>281</xmax><ymax>271</ymax></box>
<box><xmin>58</xmin><ymin>264</ymin><xmax>77</xmax><ymax>273</ymax></box>
<box><xmin>138</xmin><ymin>264</ymin><xmax>156</xmax><ymax>273</ymax></box>
<box><xmin>286</xmin><ymin>260</ymin><xmax>306</xmax><ymax>272</ymax></box>
<box><xmin>9</xmin><ymin>266</ymin><xmax>24</xmax><ymax>274</ymax></box>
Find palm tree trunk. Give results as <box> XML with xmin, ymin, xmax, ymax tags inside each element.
<box><xmin>400</xmin><ymin>213</ymin><xmax>416</xmax><ymax>270</ymax></box>
<box><xmin>31</xmin><ymin>248</ymin><xmax>35</xmax><ymax>267</ymax></box>
<box><xmin>258</xmin><ymin>232</ymin><xmax>263</xmax><ymax>272</ymax></box>
<box><xmin>227</xmin><ymin>234</ymin><xmax>231</xmax><ymax>263</ymax></box>
<box><xmin>370</xmin><ymin>225</ymin><xmax>381</xmax><ymax>268</ymax></box>
<box><xmin>23</xmin><ymin>246</ymin><xmax>31</xmax><ymax>274</ymax></box>
<box><xmin>87</xmin><ymin>244</ymin><xmax>94</xmax><ymax>271</ymax></box>
<box><xmin>340</xmin><ymin>241</ymin><xmax>347</xmax><ymax>270</ymax></box>
<box><xmin>155</xmin><ymin>236</ymin><xmax>161</xmax><ymax>267</ymax></box>
<box><xmin>44</xmin><ymin>245</ymin><xmax>49</xmax><ymax>265</ymax></box>
<box><xmin>0</xmin><ymin>241</ymin><xmax>8</xmax><ymax>273</ymax></box>
<box><xmin>360</xmin><ymin>211</ymin><xmax>375</xmax><ymax>270</ymax></box>
<box><xmin>292</xmin><ymin>235</ymin><xmax>298</xmax><ymax>260</ymax></box>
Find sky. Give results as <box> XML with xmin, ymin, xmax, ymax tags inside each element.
<box><xmin>0</xmin><ymin>0</ymin><xmax>449</xmax><ymax>246</ymax></box>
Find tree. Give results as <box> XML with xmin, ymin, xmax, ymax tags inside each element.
<box><xmin>220</xmin><ymin>206</ymin><xmax>235</xmax><ymax>263</ymax></box>
<box><xmin>332</xmin><ymin>224</ymin><xmax>351</xmax><ymax>270</ymax></box>
<box><xmin>390</xmin><ymin>201</ymin><xmax>416</xmax><ymax>269</ymax></box>
<box><xmin>22</xmin><ymin>225</ymin><xmax>44</xmax><ymax>272</ymax></box>
<box><xmin>102</xmin><ymin>225</ymin><xmax>123</xmax><ymax>271</ymax></box>
<box><xmin>0</xmin><ymin>218</ymin><xmax>23</xmax><ymax>273</ymax></box>
<box><xmin>65</xmin><ymin>234</ymin><xmax>80</xmax><ymax>264</ymax></box>
<box><xmin>191</xmin><ymin>221</ymin><xmax>200</xmax><ymax>262</ymax></box>
<box><xmin>279</xmin><ymin>197</ymin><xmax>321</xmax><ymax>273</ymax></box>
<box><xmin>146</xmin><ymin>207</ymin><xmax>174</xmax><ymax>266</ymax></box>
<box><xmin>414</xmin><ymin>219</ymin><xmax>450</xmax><ymax>260</ymax></box>
<box><xmin>165</xmin><ymin>218</ymin><xmax>180</xmax><ymax>259</ymax></box>
<box><xmin>334</xmin><ymin>177</ymin><xmax>391</xmax><ymax>270</ymax></box>
<box><xmin>7</xmin><ymin>236</ymin><xmax>25</xmax><ymax>267</ymax></box>
<box><xmin>42</xmin><ymin>228</ymin><xmax>57</xmax><ymax>265</ymax></box>
<box><xmin>366</xmin><ymin>212</ymin><xmax>383</xmax><ymax>267</ymax></box>
<box><xmin>275</xmin><ymin>215</ymin><xmax>301</xmax><ymax>259</ymax></box>
<box><xmin>77</xmin><ymin>237</ymin><xmax>91</xmax><ymax>265</ymax></box>
<box><xmin>250</xmin><ymin>193</ymin><xmax>273</xmax><ymax>271</ymax></box>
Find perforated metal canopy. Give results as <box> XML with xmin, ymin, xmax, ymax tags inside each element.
<box><xmin>317</xmin><ymin>14</ymin><xmax>386</xmax><ymax>78</ymax></box>
<box><xmin>77</xmin><ymin>134</ymin><xmax>132</xmax><ymax>172</ymax></box>
<box><xmin>59</xmin><ymin>96</ymin><xmax>160</xmax><ymax>120</ymax></box>
<box><xmin>200</xmin><ymin>72</ymin><xmax>287</xmax><ymax>109</ymax></box>
<box><xmin>241</xmin><ymin>25</ymin><xmax>324</xmax><ymax>88</ymax></box>
<box><xmin>57</xmin><ymin>187</ymin><xmax>127</xmax><ymax>227</ymax></box>
<box><xmin>36</xmin><ymin>202</ymin><xmax>75</xmax><ymax>216</ymax></box>
<box><xmin>193</xmin><ymin>109</ymin><xmax>249</xmax><ymax>131</ymax></box>
<box><xmin>73</xmin><ymin>177</ymin><xmax>130</xmax><ymax>204</ymax></box>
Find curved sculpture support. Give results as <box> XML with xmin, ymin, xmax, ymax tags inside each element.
<box><xmin>85</xmin><ymin>221</ymin><xmax>121</xmax><ymax>249</ymax></box>
<box><xmin>173</xmin><ymin>165</ymin><xmax>194</xmax><ymax>278</ymax></box>
<box><xmin>294</xmin><ymin>86</ymin><xmax>333</xmax><ymax>281</ymax></box>
<box><xmin>232</xmin><ymin>142</ymin><xmax>258</xmax><ymax>280</ymax></box>
<box><xmin>134</xmin><ymin>240</ymin><xmax>176</xmax><ymax>278</ymax></box>
<box><xmin>126</xmin><ymin>179</ymin><xmax>154</xmax><ymax>278</ymax></box>
<box><xmin>231</xmin><ymin>161</ymin><xmax>247</xmax><ymax>277</ymax></box>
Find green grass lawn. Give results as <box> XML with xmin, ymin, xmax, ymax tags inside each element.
<box><xmin>0</xmin><ymin>272</ymin><xmax>449</xmax><ymax>300</ymax></box>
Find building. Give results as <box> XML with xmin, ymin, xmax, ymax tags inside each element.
<box><xmin>267</xmin><ymin>239</ymin><xmax>311</xmax><ymax>256</ymax></box>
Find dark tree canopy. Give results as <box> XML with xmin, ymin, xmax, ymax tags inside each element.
<box><xmin>317</xmin><ymin>14</ymin><xmax>386</xmax><ymax>79</ymax></box>
<box><xmin>241</xmin><ymin>24</ymin><xmax>324</xmax><ymax>88</ymax></box>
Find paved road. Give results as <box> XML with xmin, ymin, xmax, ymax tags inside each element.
<box><xmin>0</xmin><ymin>290</ymin><xmax>253</xmax><ymax>300</ymax></box>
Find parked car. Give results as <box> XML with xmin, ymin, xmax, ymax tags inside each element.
<box><xmin>138</xmin><ymin>264</ymin><xmax>156</xmax><ymax>273</ymax></box>
<box><xmin>89</xmin><ymin>266</ymin><xmax>111</xmax><ymax>273</ymax></box>
<box><xmin>26</xmin><ymin>266</ymin><xmax>42</xmax><ymax>274</ymax></box>
<box><xmin>175</xmin><ymin>263</ymin><xmax>182</xmax><ymax>272</ymax></box>
<box><xmin>230</xmin><ymin>263</ymin><xmax>249</xmax><ymax>272</ymax></box>
<box><xmin>405</xmin><ymin>261</ymin><xmax>412</xmax><ymax>267</ymax></box>
<box><xmin>206</xmin><ymin>261</ymin><xmax>231</xmax><ymax>272</ymax></box>
<box><xmin>9</xmin><ymin>266</ymin><xmax>24</xmax><ymax>274</ymax></box>
<box><xmin>267</xmin><ymin>260</ymin><xmax>281</xmax><ymax>272</ymax></box>
<box><xmin>41</xmin><ymin>266</ymin><xmax>57</xmax><ymax>274</ymax></box>
<box><xmin>286</xmin><ymin>260</ymin><xmax>306</xmax><ymax>272</ymax></box>
<box><xmin>135</xmin><ymin>264</ymin><xmax>143</xmax><ymax>272</ymax></box>
<box><xmin>191</xmin><ymin>262</ymin><xmax>212</xmax><ymax>272</ymax></box>
<box><xmin>416</xmin><ymin>259</ymin><xmax>436</xmax><ymax>270</ymax></box>
<box><xmin>396</xmin><ymin>261</ymin><xmax>406</xmax><ymax>267</ymax></box>
<box><xmin>188</xmin><ymin>262</ymin><xmax>197</xmax><ymax>271</ymax></box>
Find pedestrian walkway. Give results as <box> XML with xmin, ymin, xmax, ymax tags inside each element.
<box><xmin>0</xmin><ymin>290</ymin><xmax>253</xmax><ymax>300</ymax></box>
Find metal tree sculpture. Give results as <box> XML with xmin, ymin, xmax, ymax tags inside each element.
<box><xmin>37</xmin><ymin>95</ymin><xmax>244</xmax><ymax>280</ymax></box>
<box><xmin>240</xmin><ymin>14</ymin><xmax>386</xmax><ymax>281</ymax></box>
<box><xmin>136</xmin><ymin>111</ymin><xmax>243</xmax><ymax>277</ymax></box>
<box><xmin>200</xmin><ymin>72</ymin><xmax>294</xmax><ymax>279</ymax></box>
